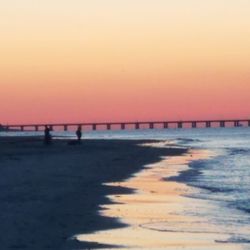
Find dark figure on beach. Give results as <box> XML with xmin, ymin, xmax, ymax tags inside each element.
<box><xmin>44</xmin><ymin>126</ymin><xmax>52</xmax><ymax>145</ymax></box>
<box><xmin>76</xmin><ymin>126</ymin><xmax>82</xmax><ymax>143</ymax></box>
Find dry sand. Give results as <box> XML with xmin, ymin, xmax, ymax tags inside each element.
<box><xmin>0</xmin><ymin>137</ymin><xmax>186</xmax><ymax>250</ymax></box>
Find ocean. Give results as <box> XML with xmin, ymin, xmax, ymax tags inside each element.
<box><xmin>1</xmin><ymin>127</ymin><xmax>250</xmax><ymax>248</ymax></box>
<box><xmin>165</xmin><ymin>128</ymin><xmax>250</xmax><ymax>245</ymax></box>
<box><xmin>91</xmin><ymin>127</ymin><xmax>250</xmax><ymax>247</ymax></box>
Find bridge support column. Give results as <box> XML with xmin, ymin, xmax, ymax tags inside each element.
<box><xmin>64</xmin><ymin>125</ymin><xmax>68</xmax><ymax>131</ymax></box>
<box><xmin>234</xmin><ymin>121</ymin><xmax>239</xmax><ymax>127</ymax></box>
<box><xmin>49</xmin><ymin>125</ymin><xmax>54</xmax><ymax>131</ymax></box>
<box><xmin>192</xmin><ymin>122</ymin><xmax>197</xmax><ymax>128</ymax></box>
<box><xmin>149</xmin><ymin>123</ymin><xmax>154</xmax><ymax>129</ymax></box>
<box><xmin>107</xmin><ymin>124</ymin><xmax>111</xmax><ymax>130</ymax></box>
<box><xmin>220</xmin><ymin>121</ymin><xmax>225</xmax><ymax>128</ymax></box>
<box><xmin>178</xmin><ymin>122</ymin><xmax>183</xmax><ymax>129</ymax></box>
<box><xmin>163</xmin><ymin>122</ymin><xmax>168</xmax><ymax>129</ymax></box>
<box><xmin>121</xmin><ymin>123</ymin><xmax>125</xmax><ymax>130</ymax></box>
<box><xmin>92</xmin><ymin>124</ymin><xmax>97</xmax><ymax>130</ymax></box>
<box><xmin>21</xmin><ymin>126</ymin><xmax>24</xmax><ymax>131</ymax></box>
<box><xmin>248</xmin><ymin>121</ymin><xmax>250</xmax><ymax>127</ymax></box>
<box><xmin>135</xmin><ymin>123</ymin><xmax>140</xmax><ymax>130</ymax></box>
<box><xmin>35</xmin><ymin>126</ymin><xmax>39</xmax><ymax>131</ymax></box>
<box><xmin>206</xmin><ymin>121</ymin><xmax>211</xmax><ymax>128</ymax></box>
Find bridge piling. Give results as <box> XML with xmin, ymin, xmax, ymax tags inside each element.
<box><xmin>192</xmin><ymin>122</ymin><xmax>197</xmax><ymax>128</ymax></box>
<box><xmin>220</xmin><ymin>121</ymin><xmax>225</xmax><ymax>127</ymax></box>
<box><xmin>234</xmin><ymin>121</ymin><xmax>239</xmax><ymax>127</ymax></box>
<box><xmin>206</xmin><ymin>121</ymin><xmax>211</xmax><ymax>128</ymax></box>
<box><xmin>135</xmin><ymin>123</ymin><xmax>140</xmax><ymax>130</ymax></box>
<box><xmin>107</xmin><ymin>124</ymin><xmax>111</xmax><ymax>130</ymax></box>
<box><xmin>121</xmin><ymin>123</ymin><xmax>125</xmax><ymax>130</ymax></box>
<box><xmin>149</xmin><ymin>123</ymin><xmax>154</xmax><ymax>129</ymax></box>
<box><xmin>163</xmin><ymin>122</ymin><xmax>168</xmax><ymax>129</ymax></box>
<box><xmin>92</xmin><ymin>124</ymin><xmax>97</xmax><ymax>130</ymax></box>
<box><xmin>178</xmin><ymin>122</ymin><xmax>183</xmax><ymax>129</ymax></box>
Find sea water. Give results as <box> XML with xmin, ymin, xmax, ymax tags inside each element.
<box><xmin>162</xmin><ymin>128</ymin><xmax>250</xmax><ymax>246</ymax></box>
<box><xmin>2</xmin><ymin>127</ymin><xmax>250</xmax><ymax>248</ymax></box>
<box><xmin>85</xmin><ymin>127</ymin><xmax>250</xmax><ymax>247</ymax></box>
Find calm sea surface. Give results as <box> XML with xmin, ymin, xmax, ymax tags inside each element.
<box><xmin>2</xmin><ymin>127</ymin><xmax>250</xmax><ymax>247</ymax></box>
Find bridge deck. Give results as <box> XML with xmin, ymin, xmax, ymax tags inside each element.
<box><xmin>1</xmin><ymin>119</ymin><xmax>250</xmax><ymax>132</ymax></box>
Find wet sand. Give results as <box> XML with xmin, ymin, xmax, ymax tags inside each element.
<box><xmin>79</xmin><ymin>147</ymin><xmax>248</xmax><ymax>250</ymax></box>
<box><xmin>0</xmin><ymin>137</ymin><xmax>185</xmax><ymax>249</ymax></box>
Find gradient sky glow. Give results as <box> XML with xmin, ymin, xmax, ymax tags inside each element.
<box><xmin>1</xmin><ymin>0</ymin><xmax>250</xmax><ymax>123</ymax></box>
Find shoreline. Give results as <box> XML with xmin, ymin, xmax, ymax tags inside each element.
<box><xmin>79</xmin><ymin>148</ymin><xmax>247</xmax><ymax>250</ymax></box>
<box><xmin>0</xmin><ymin>137</ymin><xmax>186</xmax><ymax>249</ymax></box>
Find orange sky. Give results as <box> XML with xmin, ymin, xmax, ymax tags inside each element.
<box><xmin>1</xmin><ymin>1</ymin><xmax>250</xmax><ymax>124</ymax></box>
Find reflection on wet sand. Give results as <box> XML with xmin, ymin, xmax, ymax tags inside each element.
<box><xmin>77</xmin><ymin>146</ymin><xmax>246</xmax><ymax>249</ymax></box>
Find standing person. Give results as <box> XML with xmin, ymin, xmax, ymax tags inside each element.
<box><xmin>44</xmin><ymin>125</ymin><xmax>52</xmax><ymax>145</ymax></box>
<box><xmin>76</xmin><ymin>126</ymin><xmax>82</xmax><ymax>143</ymax></box>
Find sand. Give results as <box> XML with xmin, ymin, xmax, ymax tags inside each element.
<box><xmin>0</xmin><ymin>137</ymin><xmax>186</xmax><ymax>250</ymax></box>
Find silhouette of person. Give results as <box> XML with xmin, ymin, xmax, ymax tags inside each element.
<box><xmin>76</xmin><ymin>126</ymin><xmax>82</xmax><ymax>143</ymax></box>
<box><xmin>44</xmin><ymin>125</ymin><xmax>52</xmax><ymax>145</ymax></box>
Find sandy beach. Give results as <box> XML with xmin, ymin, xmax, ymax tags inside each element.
<box><xmin>0</xmin><ymin>137</ymin><xmax>186</xmax><ymax>249</ymax></box>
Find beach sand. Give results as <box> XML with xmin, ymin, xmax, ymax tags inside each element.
<box><xmin>0</xmin><ymin>137</ymin><xmax>185</xmax><ymax>250</ymax></box>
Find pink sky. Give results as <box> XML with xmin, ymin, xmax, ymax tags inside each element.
<box><xmin>1</xmin><ymin>1</ymin><xmax>250</xmax><ymax>124</ymax></box>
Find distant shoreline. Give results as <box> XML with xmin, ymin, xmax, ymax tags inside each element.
<box><xmin>0</xmin><ymin>136</ymin><xmax>186</xmax><ymax>249</ymax></box>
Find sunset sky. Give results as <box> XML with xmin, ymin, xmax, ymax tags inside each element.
<box><xmin>1</xmin><ymin>0</ymin><xmax>250</xmax><ymax>124</ymax></box>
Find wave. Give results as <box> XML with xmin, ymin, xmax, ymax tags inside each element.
<box><xmin>216</xmin><ymin>237</ymin><xmax>250</xmax><ymax>244</ymax></box>
<box><xmin>229</xmin><ymin>148</ymin><xmax>250</xmax><ymax>155</ymax></box>
<box><xmin>231</xmin><ymin>200</ymin><xmax>250</xmax><ymax>214</ymax></box>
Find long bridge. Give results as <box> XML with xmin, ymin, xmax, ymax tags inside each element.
<box><xmin>1</xmin><ymin>119</ymin><xmax>250</xmax><ymax>132</ymax></box>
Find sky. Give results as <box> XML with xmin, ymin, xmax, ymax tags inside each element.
<box><xmin>1</xmin><ymin>0</ymin><xmax>250</xmax><ymax>124</ymax></box>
